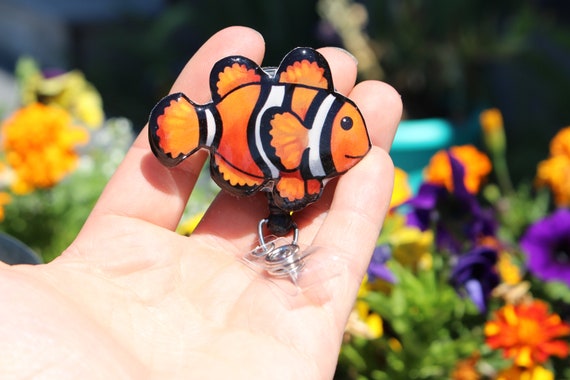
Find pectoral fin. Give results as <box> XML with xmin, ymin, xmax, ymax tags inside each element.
<box><xmin>269</xmin><ymin>112</ymin><xmax>308</xmax><ymax>170</ymax></box>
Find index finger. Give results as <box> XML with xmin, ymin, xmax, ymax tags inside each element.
<box><xmin>82</xmin><ymin>26</ymin><xmax>266</xmax><ymax>232</ymax></box>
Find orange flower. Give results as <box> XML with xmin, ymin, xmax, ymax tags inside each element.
<box><xmin>485</xmin><ymin>300</ymin><xmax>570</xmax><ymax>367</ymax></box>
<box><xmin>535</xmin><ymin>154</ymin><xmax>570</xmax><ymax>207</ymax></box>
<box><xmin>479</xmin><ymin>108</ymin><xmax>504</xmax><ymax>135</ymax></box>
<box><xmin>424</xmin><ymin>145</ymin><xmax>492</xmax><ymax>194</ymax></box>
<box><xmin>0</xmin><ymin>192</ymin><xmax>11</xmax><ymax>221</ymax></box>
<box><xmin>451</xmin><ymin>352</ymin><xmax>480</xmax><ymax>380</ymax></box>
<box><xmin>549</xmin><ymin>126</ymin><xmax>570</xmax><ymax>157</ymax></box>
<box><xmin>480</xmin><ymin>108</ymin><xmax>506</xmax><ymax>156</ymax></box>
<box><xmin>496</xmin><ymin>364</ymin><xmax>554</xmax><ymax>380</ymax></box>
<box><xmin>2</xmin><ymin>103</ymin><xmax>89</xmax><ymax>193</ymax></box>
<box><xmin>536</xmin><ymin>127</ymin><xmax>570</xmax><ymax>206</ymax></box>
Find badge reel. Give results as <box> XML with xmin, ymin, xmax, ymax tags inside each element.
<box><xmin>148</xmin><ymin>47</ymin><xmax>371</xmax><ymax>294</ymax></box>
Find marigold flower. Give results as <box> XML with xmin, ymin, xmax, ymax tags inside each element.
<box><xmin>2</xmin><ymin>103</ymin><xmax>89</xmax><ymax>193</ymax></box>
<box><xmin>535</xmin><ymin>153</ymin><xmax>570</xmax><ymax>207</ymax></box>
<box><xmin>451</xmin><ymin>352</ymin><xmax>480</xmax><ymax>380</ymax></box>
<box><xmin>0</xmin><ymin>192</ymin><xmax>11</xmax><ymax>221</ymax></box>
<box><xmin>480</xmin><ymin>108</ymin><xmax>506</xmax><ymax>156</ymax></box>
<box><xmin>485</xmin><ymin>300</ymin><xmax>570</xmax><ymax>367</ymax></box>
<box><xmin>496</xmin><ymin>364</ymin><xmax>554</xmax><ymax>380</ymax></box>
<box><xmin>549</xmin><ymin>126</ymin><xmax>570</xmax><ymax>158</ymax></box>
<box><xmin>479</xmin><ymin>108</ymin><xmax>504</xmax><ymax>135</ymax></box>
<box><xmin>424</xmin><ymin>145</ymin><xmax>492</xmax><ymax>194</ymax></box>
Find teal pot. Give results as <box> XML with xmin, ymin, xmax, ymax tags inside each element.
<box><xmin>390</xmin><ymin>118</ymin><xmax>455</xmax><ymax>191</ymax></box>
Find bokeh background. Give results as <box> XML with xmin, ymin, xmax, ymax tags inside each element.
<box><xmin>2</xmin><ymin>2</ymin><xmax>570</xmax><ymax>378</ymax></box>
<box><xmin>2</xmin><ymin>0</ymin><xmax>570</xmax><ymax>182</ymax></box>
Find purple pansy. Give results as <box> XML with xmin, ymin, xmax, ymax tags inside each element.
<box><xmin>404</xmin><ymin>152</ymin><xmax>496</xmax><ymax>254</ymax></box>
<box><xmin>520</xmin><ymin>208</ymin><xmax>570</xmax><ymax>286</ymax></box>
<box><xmin>367</xmin><ymin>244</ymin><xmax>396</xmax><ymax>283</ymax></box>
<box><xmin>450</xmin><ymin>246</ymin><xmax>499</xmax><ymax>313</ymax></box>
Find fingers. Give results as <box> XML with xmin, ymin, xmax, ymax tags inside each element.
<box><xmin>350</xmin><ymin>81</ymin><xmax>402</xmax><ymax>151</ymax></box>
<box><xmin>317</xmin><ymin>47</ymin><xmax>358</xmax><ymax>96</ymax></box>
<box><xmin>309</xmin><ymin>147</ymin><xmax>394</xmax><ymax>325</ymax></box>
<box><xmin>82</xmin><ymin>26</ymin><xmax>266</xmax><ymax>232</ymax></box>
<box><xmin>311</xmin><ymin>81</ymin><xmax>401</xmax><ymax>317</ymax></box>
<box><xmin>313</xmin><ymin>146</ymin><xmax>394</xmax><ymax>278</ymax></box>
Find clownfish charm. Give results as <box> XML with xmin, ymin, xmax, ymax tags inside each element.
<box><xmin>149</xmin><ymin>47</ymin><xmax>370</xmax><ymax>236</ymax></box>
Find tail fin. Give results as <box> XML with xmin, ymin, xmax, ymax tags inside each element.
<box><xmin>148</xmin><ymin>93</ymin><xmax>202</xmax><ymax>167</ymax></box>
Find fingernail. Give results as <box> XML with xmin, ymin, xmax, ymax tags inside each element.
<box><xmin>332</xmin><ymin>47</ymin><xmax>358</xmax><ymax>65</ymax></box>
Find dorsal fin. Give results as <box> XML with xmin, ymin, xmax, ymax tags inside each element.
<box><xmin>210</xmin><ymin>56</ymin><xmax>264</xmax><ymax>102</ymax></box>
<box><xmin>275</xmin><ymin>47</ymin><xmax>334</xmax><ymax>91</ymax></box>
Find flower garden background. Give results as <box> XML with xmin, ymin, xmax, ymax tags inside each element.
<box><xmin>2</xmin><ymin>1</ymin><xmax>570</xmax><ymax>379</ymax></box>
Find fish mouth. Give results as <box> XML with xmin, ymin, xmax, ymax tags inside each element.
<box><xmin>344</xmin><ymin>153</ymin><xmax>367</xmax><ymax>159</ymax></box>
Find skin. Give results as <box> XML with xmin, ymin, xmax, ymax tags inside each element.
<box><xmin>0</xmin><ymin>26</ymin><xmax>402</xmax><ymax>379</ymax></box>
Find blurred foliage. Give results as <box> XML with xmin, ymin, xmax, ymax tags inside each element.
<box><xmin>337</xmin><ymin>260</ymin><xmax>485</xmax><ymax>380</ymax></box>
<box><xmin>63</xmin><ymin>0</ymin><xmax>570</xmax><ymax>185</ymax></box>
<box><xmin>364</xmin><ymin>0</ymin><xmax>536</xmax><ymax>119</ymax></box>
<box><xmin>75</xmin><ymin>0</ymin><xmax>322</xmax><ymax>129</ymax></box>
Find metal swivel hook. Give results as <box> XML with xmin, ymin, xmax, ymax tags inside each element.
<box><xmin>251</xmin><ymin>218</ymin><xmax>305</xmax><ymax>281</ymax></box>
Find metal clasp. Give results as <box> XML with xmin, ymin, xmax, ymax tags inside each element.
<box><xmin>247</xmin><ymin>218</ymin><xmax>304</xmax><ymax>281</ymax></box>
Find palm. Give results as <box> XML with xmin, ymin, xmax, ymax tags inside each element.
<box><xmin>0</xmin><ymin>27</ymin><xmax>401</xmax><ymax>379</ymax></box>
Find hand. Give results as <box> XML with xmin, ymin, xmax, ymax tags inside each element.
<box><xmin>0</xmin><ymin>26</ymin><xmax>402</xmax><ymax>379</ymax></box>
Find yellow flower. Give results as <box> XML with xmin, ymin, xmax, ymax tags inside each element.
<box><xmin>17</xmin><ymin>58</ymin><xmax>104</xmax><ymax>128</ymax></box>
<box><xmin>535</xmin><ymin>154</ymin><xmax>570</xmax><ymax>207</ymax></box>
<box><xmin>389</xmin><ymin>226</ymin><xmax>433</xmax><ymax>270</ymax></box>
<box><xmin>73</xmin><ymin>89</ymin><xmax>105</xmax><ymax>128</ymax></box>
<box><xmin>177</xmin><ymin>212</ymin><xmax>204</xmax><ymax>236</ymax></box>
<box><xmin>424</xmin><ymin>145</ymin><xmax>492</xmax><ymax>194</ymax></box>
<box><xmin>390</xmin><ymin>167</ymin><xmax>412</xmax><ymax>208</ymax></box>
<box><xmin>497</xmin><ymin>251</ymin><xmax>523</xmax><ymax>286</ymax></box>
<box><xmin>345</xmin><ymin>276</ymin><xmax>383</xmax><ymax>339</ymax></box>
<box><xmin>0</xmin><ymin>192</ymin><xmax>11</xmax><ymax>221</ymax></box>
<box><xmin>496</xmin><ymin>364</ymin><xmax>554</xmax><ymax>380</ymax></box>
<box><xmin>2</xmin><ymin>103</ymin><xmax>89</xmax><ymax>193</ymax></box>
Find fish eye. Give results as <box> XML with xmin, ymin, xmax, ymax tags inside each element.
<box><xmin>340</xmin><ymin>116</ymin><xmax>353</xmax><ymax>131</ymax></box>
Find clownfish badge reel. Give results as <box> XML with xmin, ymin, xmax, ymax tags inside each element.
<box><xmin>149</xmin><ymin>47</ymin><xmax>370</xmax><ymax>293</ymax></box>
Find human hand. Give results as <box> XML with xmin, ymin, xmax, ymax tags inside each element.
<box><xmin>0</xmin><ymin>26</ymin><xmax>402</xmax><ymax>379</ymax></box>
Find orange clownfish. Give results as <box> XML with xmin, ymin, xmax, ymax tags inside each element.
<box><xmin>149</xmin><ymin>47</ymin><xmax>370</xmax><ymax>235</ymax></box>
